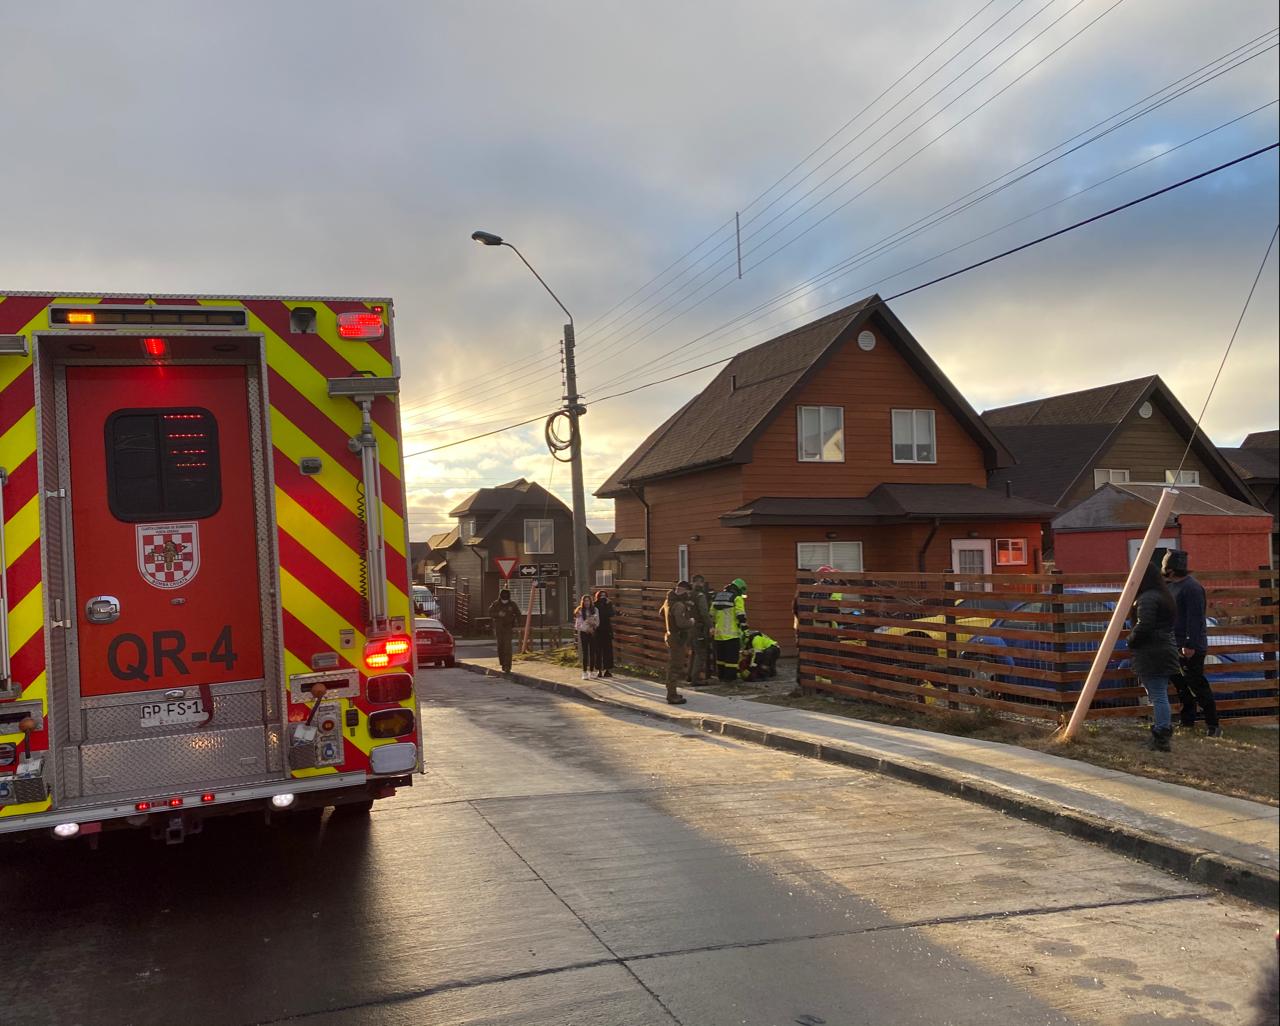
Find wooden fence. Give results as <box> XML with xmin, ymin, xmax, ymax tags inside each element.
<box><xmin>795</xmin><ymin>569</ymin><xmax>1278</xmax><ymax>724</ymax></box>
<box><xmin>611</xmin><ymin>579</ymin><xmax>676</xmax><ymax>674</ymax></box>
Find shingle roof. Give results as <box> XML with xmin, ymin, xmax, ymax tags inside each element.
<box><xmin>987</xmin><ymin>423</ymin><xmax>1114</xmax><ymax>506</ymax></box>
<box><xmin>1053</xmin><ymin>483</ymin><xmax>1270</xmax><ymax>530</ymax></box>
<box><xmin>983</xmin><ymin>377</ymin><xmax>1155</xmax><ymax>427</ymax></box>
<box><xmin>1243</xmin><ymin>429</ymin><xmax>1278</xmax><ymax>449</ymax></box>
<box><xmin>597</xmin><ymin>296</ymin><xmax>1011</xmax><ymax>494</ymax></box>
<box><xmin>1220</xmin><ymin>446</ymin><xmax>1279</xmax><ymax>482</ymax></box>
<box><xmin>720</xmin><ymin>484</ymin><xmax>1058</xmax><ymax>526</ymax></box>
<box><xmin>983</xmin><ymin>376</ymin><xmax>1256</xmax><ymax>508</ymax></box>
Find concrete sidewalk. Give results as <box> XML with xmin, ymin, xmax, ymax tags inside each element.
<box><xmin>459</xmin><ymin>656</ymin><xmax>1279</xmax><ymax>908</ymax></box>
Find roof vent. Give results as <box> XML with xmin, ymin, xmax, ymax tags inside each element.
<box><xmin>730</xmin><ymin>374</ymin><xmax>737</xmax><ymax>392</ymax></box>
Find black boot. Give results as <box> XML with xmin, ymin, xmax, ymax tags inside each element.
<box><xmin>1150</xmin><ymin>726</ymin><xmax>1172</xmax><ymax>752</ymax></box>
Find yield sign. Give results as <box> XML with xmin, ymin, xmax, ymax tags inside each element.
<box><xmin>494</xmin><ymin>556</ymin><xmax>519</xmax><ymax>579</ymax></box>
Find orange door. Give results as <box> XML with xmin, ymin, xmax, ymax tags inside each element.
<box><xmin>67</xmin><ymin>365</ymin><xmax>264</xmax><ymax>697</ymax></box>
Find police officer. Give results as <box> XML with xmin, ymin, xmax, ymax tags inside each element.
<box><xmin>660</xmin><ymin>581</ymin><xmax>694</xmax><ymax>704</ymax></box>
<box><xmin>688</xmin><ymin>574</ymin><xmax>714</xmax><ymax>684</ymax></box>
<box><xmin>745</xmin><ymin>629</ymin><xmax>781</xmax><ymax>680</ymax></box>
<box><xmin>1163</xmin><ymin>550</ymin><xmax>1220</xmax><ymax>737</ymax></box>
<box><xmin>488</xmin><ymin>588</ymin><xmax>521</xmax><ymax>673</ymax></box>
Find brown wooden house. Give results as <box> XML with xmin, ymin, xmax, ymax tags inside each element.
<box><xmin>984</xmin><ymin>376</ymin><xmax>1256</xmax><ymax>512</ymax></box>
<box><xmin>1219</xmin><ymin>429</ymin><xmax>1279</xmax><ymax>568</ymax></box>
<box><xmin>596</xmin><ymin>296</ymin><xmax>1058</xmax><ymax>651</ymax></box>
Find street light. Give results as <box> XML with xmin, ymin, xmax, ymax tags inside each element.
<box><xmin>471</xmin><ymin>229</ymin><xmax>591</xmax><ymax>610</ymax></box>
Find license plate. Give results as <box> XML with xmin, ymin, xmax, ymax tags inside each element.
<box><xmin>140</xmin><ymin>699</ymin><xmax>206</xmax><ymax>728</ymax></box>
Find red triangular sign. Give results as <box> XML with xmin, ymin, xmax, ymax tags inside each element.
<box><xmin>494</xmin><ymin>556</ymin><xmax>519</xmax><ymax>579</ymax></box>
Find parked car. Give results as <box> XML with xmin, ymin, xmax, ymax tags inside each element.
<box><xmin>873</xmin><ymin>596</ymin><xmax>1026</xmax><ymax>652</ymax></box>
<box><xmin>415</xmin><ymin>616</ymin><xmax>455</xmax><ymax>667</ymax></box>
<box><xmin>412</xmin><ymin>585</ymin><xmax>441</xmax><ymax>618</ymax></box>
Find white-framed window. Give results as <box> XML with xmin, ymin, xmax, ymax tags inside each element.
<box><xmin>1165</xmin><ymin>469</ymin><xmax>1199</xmax><ymax>485</ymax></box>
<box><xmin>796</xmin><ymin>541</ymin><xmax>863</xmax><ymax>571</ymax></box>
<box><xmin>523</xmin><ymin>518</ymin><xmax>554</xmax><ymax>554</ymax></box>
<box><xmin>595</xmin><ymin>569</ymin><xmax>614</xmax><ymax>588</ymax></box>
<box><xmin>677</xmin><ymin>544</ymin><xmax>690</xmax><ymax>583</ymax></box>
<box><xmin>1093</xmin><ymin>468</ymin><xmax>1130</xmax><ymax>488</ymax></box>
<box><xmin>797</xmin><ymin>405</ymin><xmax>845</xmax><ymax>462</ymax></box>
<box><xmin>995</xmin><ymin>538</ymin><xmax>1028</xmax><ymax>566</ymax></box>
<box><xmin>460</xmin><ymin>517</ymin><xmax>477</xmax><ymax>539</ymax></box>
<box><xmin>891</xmin><ymin>409</ymin><xmax>936</xmax><ymax>463</ymax></box>
<box><xmin>1127</xmin><ymin>538</ymin><xmax>1177</xmax><ymax>566</ymax></box>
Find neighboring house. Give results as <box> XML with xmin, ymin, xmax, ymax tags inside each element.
<box><xmin>432</xmin><ymin>478</ymin><xmax>597</xmax><ymax>623</ymax></box>
<box><xmin>984</xmin><ymin>376</ymin><xmax>1257</xmax><ymax>512</ymax></box>
<box><xmin>409</xmin><ymin>541</ymin><xmax>432</xmax><ymax>583</ymax></box>
<box><xmin>1052</xmin><ymin>483</ymin><xmax>1272</xmax><ymax>573</ymax></box>
<box><xmin>592</xmin><ymin>532</ymin><xmax>646</xmax><ymax>588</ymax></box>
<box><xmin>1219</xmin><ymin>429</ymin><xmax>1279</xmax><ymax>568</ymax></box>
<box><xmin>596</xmin><ymin>295</ymin><xmax>1059</xmax><ymax>651</ymax></box>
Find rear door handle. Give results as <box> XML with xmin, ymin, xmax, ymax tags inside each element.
<box><xmin>85</xmin><ymin>595</ymin><xmax>121</xmax><ymax>624</ymax></box>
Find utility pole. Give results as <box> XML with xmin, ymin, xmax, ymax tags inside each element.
<box><xmin>562</xmin><ymin>322</ymin><xmax>590</xmax><ymax>605</ymax></box>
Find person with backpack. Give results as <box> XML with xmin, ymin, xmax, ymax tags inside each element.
<box><xmin>688</xmin><ymin>575</ymin><xmax>714</xmax><ymax>684</ymax></box>
<box><xmin>1129</xmin><ymin>557</ymin><xmax>1183</xmax><ymax>752</ymax></box>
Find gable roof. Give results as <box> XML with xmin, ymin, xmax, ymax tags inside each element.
<box><xmin>1243</xmin><ymin>429</ymin><xmax>1278</xmax><ymax>449</ymax></box>
<box><xmin>1053</xmin><ymin>482</ymin><xmax>1270</xmax><ymax>531</ymax></box>
<box><xmin>985</xmin><ymin>375</ymin><xmax>1256</xmax><ymax>507</ymax></box>
<box><xmin>1220</xmin><ymin>445</ymin><xmax>1279</xmax><ymax>482</ymax></box>
<box><xmin>596</xmin><ymin>295</ymin><xmax>1011</xmax><ymax>496</ymax></box>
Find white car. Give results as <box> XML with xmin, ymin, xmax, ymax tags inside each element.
<box><xmin>412</xmin><ymin>585</ymin><xmax>440</xmax><ymax>618</ymax></box>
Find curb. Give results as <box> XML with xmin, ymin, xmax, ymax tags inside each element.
<box><xmin>459</xmin><ymin>660</ymin><xmax>1279</xmax><ymax>909</ymax></box>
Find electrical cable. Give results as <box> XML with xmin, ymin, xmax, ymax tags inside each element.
<box><xmin>1173</xmin><ymin>222</ymin><xmax>1279</xmax><ymax>477</ymax></box>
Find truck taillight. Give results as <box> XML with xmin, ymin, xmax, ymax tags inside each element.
<box><xmin>364</xmin><ymin>635</ymin><xmax>411</xmax><ymax>670</ymax></box>
<box><xmin>367</xmin><ymin>672</ymin><xmax>412</xmax><ymax>704</ymax></box>
<box><xmin>368</xmin><ymin>708</ymin><xmax>415</xmax><ymax>739</ymax></box>
<box><xmin>337</xmin><ymin>310</ymin><xmax>384</xmax><ymax>340</ymax></box>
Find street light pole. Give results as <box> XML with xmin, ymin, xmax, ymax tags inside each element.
<box><xmin>471</xmin><ymin>231</ymin><xmax>592</xmax><ymax>607</ymax></box>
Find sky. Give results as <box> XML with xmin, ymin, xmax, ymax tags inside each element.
<box><xmin>2</xmin><ymin>0</ymin><xmax>1277</xmax><ymax>542</ymax></box>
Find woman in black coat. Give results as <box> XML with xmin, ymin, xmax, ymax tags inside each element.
<box><xmin>594</xmin><ymin>590</ymin><xmax>615</xmax><ymax>678</ymax></box>
<box><xmin>1129</xmin><ymin>559</ymin><xmax>1182</xmax><ymax>751</ymax></box>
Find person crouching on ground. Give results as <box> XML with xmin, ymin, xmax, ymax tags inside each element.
<box><xmin>573</xmin><ymin>594</ymin><xmax>600</xmax><ymax>681</ymax></box>
<box><xmin>660</xmin><ymin>581</ymin><xmax>694</xmax><ymax>704</ymax></box>
<box><xmin>488</xmin><ymin>588</ymin><xmax>521</xmax><ymax>673</ymax></box>
<box><xmin>1129</xmin><ymin>557</ymin><xmax>1182</xmax><ymax>752</ymax></box>
<box><xmin>745</xmin><ymin>629</ymin><xmax>781</xmax><ymax>680</ymax></box>
<box><xmin>1163</xmin><ymin>549</ymin><xmax>1221</xmax><ymax>737</ymax></box>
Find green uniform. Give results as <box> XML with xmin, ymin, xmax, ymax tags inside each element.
<box><xmin>660</xmin><ymin>589</ymin><xmax>694</xmax><ymax>700</ymax></box>
<box><xmin>488</xmin><ymin>597</ymin><xmax>520</xmax><ymax>672</ymax></box>
<box><xmin>688</xmin><ymin>584</ymin><xmax>713</xmax><ymax>683</ymax></box>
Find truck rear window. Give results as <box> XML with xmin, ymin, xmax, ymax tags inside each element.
<box><xmin>106</xmin><ymin>408</ymin><xmax>222</xmax><ymax>521</ymax></box>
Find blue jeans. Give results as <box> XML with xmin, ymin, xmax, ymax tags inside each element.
<box><xmin>1142</xmin><ymin>675</ymin><xmax>1172</xmax><ymax>731</ymax></box>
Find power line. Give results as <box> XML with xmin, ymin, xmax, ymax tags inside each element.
<box><xmin>1174</xmin><ymin>222</ymin><xmax>1279</xmax><ymax>476</ymax></box>
<box><xmin>404</xmin><ymin>143</ymin><xmax>1278</xmax><ymax>461</ymax></box>
<box><xmin>596</xmin><ymin>94</ymin><xmax>1278</xmax><ymax>390</ymax></box>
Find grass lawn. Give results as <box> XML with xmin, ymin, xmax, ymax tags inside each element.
<box><xmin>758</xmin><ymin>690</ymin><xmax>1279</xmax><ymax>807</ymax></box>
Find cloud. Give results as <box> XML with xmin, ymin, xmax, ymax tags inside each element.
<box><xmin>2</xmin><ymin>0</ymin><xmax>1276</xmax><ymax>537</ymax></box>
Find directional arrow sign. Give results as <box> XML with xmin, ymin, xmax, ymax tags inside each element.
<box><xmin>518</xmin><ymin>564</ymin><xmax>539</xmax><ymax>578</ymax></box>
<box><xmin>494</xmin><ymin>556</ymin><xmax>519</xmax><ymax>579</ymax></box>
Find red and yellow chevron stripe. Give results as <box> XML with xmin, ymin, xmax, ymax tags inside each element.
<box><xmin>0</xmin><ymin>293</ymin><xmax>415</xmax><ymax>815</ymax></box>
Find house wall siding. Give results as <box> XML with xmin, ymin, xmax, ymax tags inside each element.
<box><xmin>743</xmin><ymin>323</ymin><xmax>988</xmax><ymax>498</ymax></box>
<box><xmin>613</xmin><ymin>494</ymin><xmax>647</xmax><ymax>538</ymax></box>
<box><xmin>644</xmin><ymin>466</ymin><xmax>752</xmax><ymax>587</ymax></box>
<box><xmin>1063</xmin><ymin>405</ymin><xmax>1225</xmax><ymax>508</ymax></box>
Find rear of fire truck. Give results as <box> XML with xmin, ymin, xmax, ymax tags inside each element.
<box><xmin>0</xmin><ymin>293</ymin><xmax>420</xmax><ymax>844</ymax></box>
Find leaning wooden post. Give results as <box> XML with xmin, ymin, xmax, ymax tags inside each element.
<box><xmin>1060</xmin><ymin>487</ymin><xmax>1178</xmax><ymax>742</ymax></box>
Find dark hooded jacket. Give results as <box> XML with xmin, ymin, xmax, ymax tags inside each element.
<box><xmin>1129</xmin><ymin>589</ymin><xmax>1181</xmax><ymax>679</ymax></box>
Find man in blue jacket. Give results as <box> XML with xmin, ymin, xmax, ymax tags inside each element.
<box><xmin>1162</xmin><ymin>550</ymin><xmax>1220</xmax><ymax>737</ymax></box>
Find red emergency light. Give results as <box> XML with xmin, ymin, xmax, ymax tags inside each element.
<box><xmin>337</xmin><ymin>311</ymin><xmax>384</xmax><ymax>340</ymax></box>
<box><xmin>142</xmin><ymin>337</ymin><xmax>168</xmax><ymax>358</ymax></box>
<box><xmin>363</xmin><ymin>635</ymin><xmax>412</xmax><ymax>670</ymax></box>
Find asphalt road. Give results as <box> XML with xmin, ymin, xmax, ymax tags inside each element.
<box><xmin>2</xmin><ymin>669</ymin><xmax>1273</xmax><ymax>1026</ymax></box>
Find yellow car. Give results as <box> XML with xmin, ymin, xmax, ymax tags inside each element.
<box><xmin>873</xmin><ymin>597</ymin><xmax>1026</xmax><ymax>655</ymax></box>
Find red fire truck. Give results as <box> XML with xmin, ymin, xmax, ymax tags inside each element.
<box><xmin>0</xmin><ymin>293</ymin><xmax>419</xmax><ymax>843</ymax></box>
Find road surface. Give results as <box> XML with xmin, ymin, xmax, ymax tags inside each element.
<box><xmin>1</xmin><ymin>668</ymin><xmax>1272</xmax><ymax>1025</ymax></box>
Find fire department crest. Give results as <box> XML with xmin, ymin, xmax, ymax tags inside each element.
<box><xmin>136</xmin><ymin>522</ymin><xmax>200</xmax><ymax>590</ymax></box>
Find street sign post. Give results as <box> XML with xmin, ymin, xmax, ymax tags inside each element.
<box><xmin>494</xmin><ymin>556</ymin><xmax>518</xmax><ymax>579</ymax></box>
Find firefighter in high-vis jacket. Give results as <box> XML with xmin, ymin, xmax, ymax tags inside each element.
<box><xmin>745</xmin><ymin>629</ymin><xmax>781</xmax><ymax>680</ymax></box>
<box><xmin>712</xmin><ymin>578</ymin><xmax>749</xmax><ymax>680</ymax></box>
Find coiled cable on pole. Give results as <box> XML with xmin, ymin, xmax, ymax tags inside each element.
<box><xmin>545</xmin><ymin>409</ymin><xmax>576</xmax><ymax>464</ymax></box>
<box><xmin>355</xmin><ymin>480</ymin><xmax>370</xmax><ymax>624</ymax></box>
